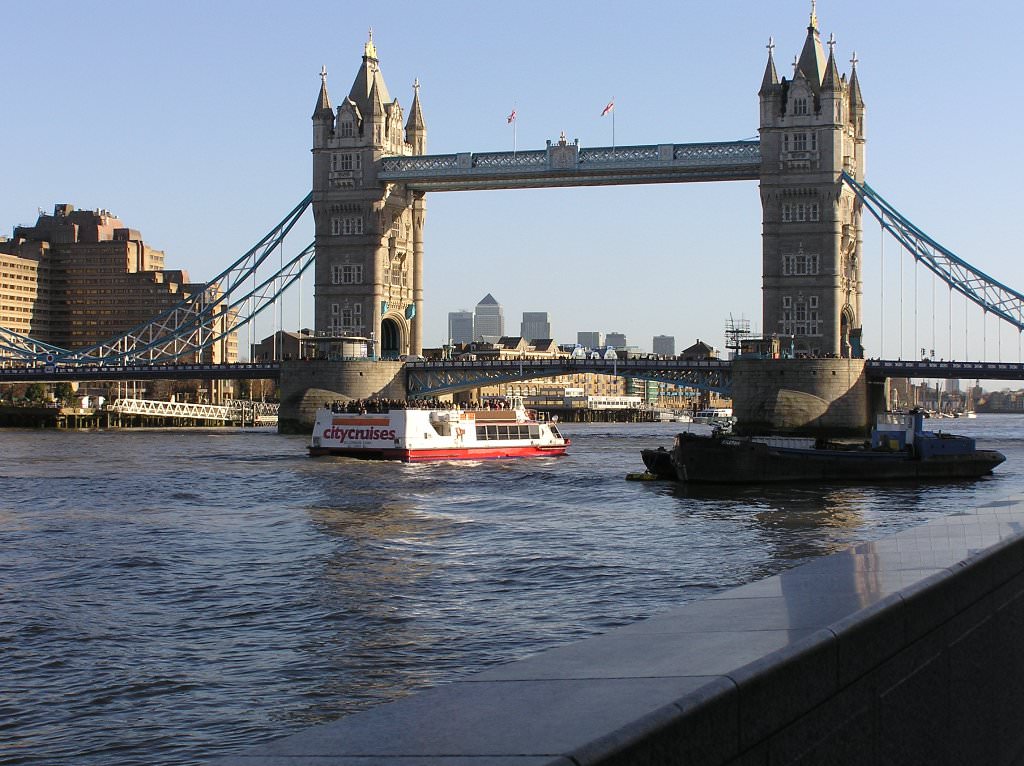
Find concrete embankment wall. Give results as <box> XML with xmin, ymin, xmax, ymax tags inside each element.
<box><xmin>217</xmin><ymin>496</ymin><xmax>1024</xmax><ymax>765</ymax></box>
<box><xmin>277</xmin><ymin>359</ymin><xmax>405</xmax><ymax>433</ymax></box>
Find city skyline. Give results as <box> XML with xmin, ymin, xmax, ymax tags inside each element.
<box><xmin>4</xmin><ymin>3</ymin><xmax>1024</xmax><ymax>361</ymax></box>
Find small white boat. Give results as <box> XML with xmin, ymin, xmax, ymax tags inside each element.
<box><xmin>692</xmin><ymin>407</ymin><xmax>735</xmax><ymax>425</ymax></box>
<box><xmin>309</xmin><ymin>397</ymin><xmax>569</xmax><ymax>462</ymax></box>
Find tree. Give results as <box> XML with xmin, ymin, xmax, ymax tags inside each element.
<box><xmin>24</xmin><ymin>383</ymin><xmax>46</xmax><ymax>402</ymax></box>
<box><xmin>54</xmin><ymin>383</ymin><xmax>74</xmax><ymax>402</ymax></box>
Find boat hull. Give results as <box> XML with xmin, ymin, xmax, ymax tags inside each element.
<box><xmin>309</xmin><ymin>443</ymin><xmax>569</xmax><ymax>462</ymax></box>
<box><xmin>666</xmin><ymin>433</ymin><xmax>1005</xmax><ymax>484</ymax></box>
<box><xmin>641</xmin><ymin>447</ymin><xmax>676</xmax><ymax>479</ymax></box>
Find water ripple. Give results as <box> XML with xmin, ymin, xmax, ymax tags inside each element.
<box><xmin>0</xmin><ymin>418</ymin><xmax>1020</xmax><ymax>765</ymax></box>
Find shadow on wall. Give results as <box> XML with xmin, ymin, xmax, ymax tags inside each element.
<box><xmin>733</xmin><ymin>359</ymin><xmax>868</xmax><ymax>436</ymax></box>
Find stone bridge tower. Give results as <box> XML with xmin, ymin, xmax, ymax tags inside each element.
<box><xmin>758</xmin><ymin>5</ymin><xmax>866</xmax><ymax>358</ymax></box>
<box><xmin>312</xmin><ymin>34</ymin><xmax>426</xmax><ymax>357</ymax></box>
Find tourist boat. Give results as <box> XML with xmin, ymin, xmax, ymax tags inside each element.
<box><xmin>309</xmin><ymin>397</ymin><xmax>569</xmax><ymax>462</ymax></box>
<box><xmin>640</xmin><ymin>411</ymin><xmax>1004</xmax><ymax>484</ymax></box>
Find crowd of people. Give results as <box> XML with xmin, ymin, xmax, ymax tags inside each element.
<box><xmin>326</xmin><ymin>397</ymin><xmax>516</xmax><ymax>414</ymax></box>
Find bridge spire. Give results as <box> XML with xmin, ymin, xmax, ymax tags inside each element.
<box><xmin>349</xmin><ymin>31</ymin><xmax>391</xmax><ymax>116</ymax></box>
<box><xmin>759</xmin><ymin>37</ymin><xmax>779</xmax><ymax>95</ymax></box>
<box><xmin>848</xmin><ymin>51</ymin><xmax>864</xmax><ymax>110</ymax></box>
<box><xmin>821</xmin><ymin>35</ymin><xmax>841</xmax><ymax>91</ymax></box>
<box><xmin>312</xmin><ymin>64</ymin><xmax>333</xmax><ymax>120</ymax></box>
<box><xmin>405</xmin><ymin>78</ymin><xmax>427</xmax><ymax>154</ymax></box>
<box><xmin>796</xmin><ymin>2</ymin><xmax>827</xmax><ymax>89</ymax></box>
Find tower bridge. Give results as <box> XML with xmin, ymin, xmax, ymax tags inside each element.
<box><xmin>5</xmin><ymin>8</ymin><xmax>1024</xmax><ymax>434</ymax></box>
<box><xmin>310</xmin><ymin>8</ymin><xmax>864</xmax><ymax>363</ymax></box>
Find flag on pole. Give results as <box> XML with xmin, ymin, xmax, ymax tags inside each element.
<box><xmin>507</xmin><ymin>109</ymin><xmax>517</xmax><ymax>123</ymax></box>
<box><xmin>601</xmin><ymin>98</ymin><xmax>615</xmax><ymax>117</ymax></box>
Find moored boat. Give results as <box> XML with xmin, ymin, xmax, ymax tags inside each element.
<box><xmin>309</xmin><ymin>397</ymin><xmax>569</xmax><ymax>462</ymax></box>
<box><xmin>641</xmin><ymin>411</ymin><xmax>1004</xmax><ymax>484</ymax></box>
<box><xmin>691</xmin><ymin>407</ymin><xmax>734</xmax><ymax>425</ymax></box>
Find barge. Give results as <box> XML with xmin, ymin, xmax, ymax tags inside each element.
<box><xmin>641</xmin><ymin>412</ymin><xmax>1004</xmax><ymax>484</ymax></box>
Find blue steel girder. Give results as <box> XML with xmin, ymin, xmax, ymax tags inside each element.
<box><xmin>404</xmin><ymin>359</ymin><xmax>731</xmax><ymax>397</ymax></box>
<box><xmin>0</xmin><ymin>326</ymin><xmax>67</xmax><ymax>360</ymax></box>
<box><xmin>379</xmin><ymin>141</ymin><xmax>762</xmax><ymax>192</ymax></box>
<box><xmin>842</xmin><ymin>171</ymin><xmax>1024</xmax><ymax>332</ymax></box>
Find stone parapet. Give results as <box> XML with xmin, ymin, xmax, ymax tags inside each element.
<box><xmin>277</xmin><ymin>359</ymin><xmax>405</xmax><ymax>433</ymax></box>
<box><xmin>732</xmin><ymin>357</ymin><xmax>868</xmax><ymax>436</ymax></box>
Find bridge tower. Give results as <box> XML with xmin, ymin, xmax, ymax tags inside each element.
<box><xmin>758</xmin><ymin>5</ymin><xmax>866</xmax><ymax>358</ymax></box>
<box><xmin>312</xmin><ymin>34</ymin><xmax>426</xmax><ymax>357</ymax></box>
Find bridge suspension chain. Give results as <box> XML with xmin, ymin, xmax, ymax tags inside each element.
<box><xmin>843</xmin><ymin>172</ymin><xmax>1024</xmax><ymax>336</ymax></box>
<box><xmin>0</xmin><ymin>194</ymin><xmax>313</xmax><ymax>366</ymax></box>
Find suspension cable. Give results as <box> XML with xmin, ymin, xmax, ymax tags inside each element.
<box><xmin>898</xmin><ymin>242</ymin><xmax>904</xmax><ymax>359</ymax></box>
<box><xmin>913</xmin><ymin>256</ymin><xmax>918</xmax><ymax>358</ymax></box>
<box><xmin>931</xmin><ymin>269</ymin><xmax>936</xmax><ymax>359</ymax></box>
<box><xmin>880</xmin><ymin>223</ymin><xmax>885</xmax><ymax>358</ymax></box>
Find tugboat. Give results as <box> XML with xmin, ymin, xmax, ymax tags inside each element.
<box><xmin>640</xmin><ymin>411</ymin><xmax>1004</xmax><ymax>484</ymax></box>
<box><xmin>310</xmin><ymin>396</ymin><xmax>569</xmax><ymax>462</ymax></box>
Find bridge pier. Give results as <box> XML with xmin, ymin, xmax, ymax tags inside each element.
<box><xmin>277</xmin><ymin>359</ymin><xmax>406</xmax><ymax>434</ymax></box>
<box><xmin>731</xmin><ymin>358</ymin><xmax>870</xmax><ymax>437</ymax></box>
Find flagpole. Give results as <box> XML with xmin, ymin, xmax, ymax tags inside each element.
<box><xmin>612</xmin><ymin>108</ymin><xmax>616</xmax><ymax>153</ymax></box>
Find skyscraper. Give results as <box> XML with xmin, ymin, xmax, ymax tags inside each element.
<box><xmin>447</xmin><ymin>310</ymin><xmax>474</xmax><ymax>344</ymax></box>
<box><xmin>474</xmin><ymin>293</ymin><xmax>503</xmax><ymax>341</ymax></box>
<box><xmin>577</xmin><ymin>331</ymin><xmax>603</xmax><ymax>349</ymax></box>
<box><xmin>606</xmin><ymin>332</ymin><xmax>627</xmax><ymax>349</ymax></box>
<box><xmin>520</xmin><ymin>312</ymin><xmax>551</xmax><ymax>342</ymax></box>
<box><xmin>652</xmin><ymin>335</ymin><xmax>675</xmax><ymax>355</ymax></box>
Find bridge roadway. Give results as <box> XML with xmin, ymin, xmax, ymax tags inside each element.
<box><xmin>2</xmin><ymin>357</ymin><xmax>1023</xmax><ymax>394</ymax></box>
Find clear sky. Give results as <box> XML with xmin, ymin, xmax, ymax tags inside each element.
<box><xmin>5</xmin><ymin>1</ymin><xmax>1024</xmax><ymax>368</ymax></box>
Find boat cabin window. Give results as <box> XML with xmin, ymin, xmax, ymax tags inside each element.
<box><xmin>476</xmin><ymin>424</ymin><xmax>536</xmax><ymax>441</ymax></box>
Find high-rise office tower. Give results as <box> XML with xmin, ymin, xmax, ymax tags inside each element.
<box><xmin>520</xmin><ymin>312</ymin><xmax>551</xmax><ymax>342</ymax></box>
<box><xmin>474</xmin><ymin>293</ymin><xmax>503</xmax><ymax>341</ymax></box>
<box><xmin>606</xmin><ymin>332</ymin><xmax>627</xmax><ymax>349</ymax></box>
<box><xmin>447</xmin><ymin>310</ymin><xmax>474</xmax><ymax>344</ymax></box>
<box><xmin>653</xmin><ymin>335</ymin><xmax>675</xmax><ymax>355</ymax></box>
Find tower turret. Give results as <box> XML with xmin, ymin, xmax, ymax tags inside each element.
<box><xmin>796</xmin><ymin>1</ymin><xmax>826</xmax><ymax>92</ymax></box>
<box><xmin>312</xmin><ymin>66</ymin><xmax>334</xmax><ymax>148</ymax></box>
<box><xmin>848</xmin><ymin>53</ymin><xmax>866</xmax><ymax>147</ymax></box>
<box><xmin>405</xmin><ymin>79</ymin><xmax>427</xmax><ymax>155</ymax></box>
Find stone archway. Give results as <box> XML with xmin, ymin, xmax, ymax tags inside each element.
<box><xmin>381</xmin><ymin>317</ymin><xmax>402</xmax><ymax>359</ymax></box>
<box><xmin>840</xmin><ymin>306</ymin><xmax>855</xmax><ymax>358</ymax></box>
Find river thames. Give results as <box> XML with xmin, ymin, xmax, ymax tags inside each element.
<box><xmin>2</xmin><ymin>416</ymin><xmax>1023</xmax><ymax>765</ymax></box>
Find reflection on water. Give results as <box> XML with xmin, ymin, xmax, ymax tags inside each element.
<box><xmin>0</xmin><ymin>417</ymin><xmax>1022</xmax><ymax>765</ymax></box>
